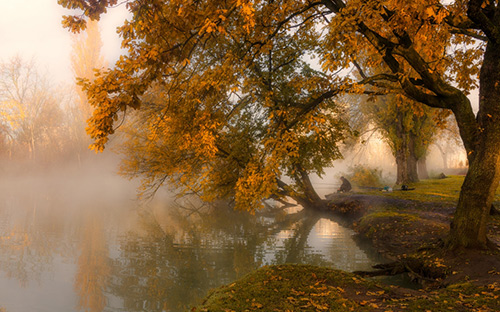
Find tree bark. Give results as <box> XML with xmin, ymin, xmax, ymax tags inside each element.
<box><xmin>447</xmin><ymin>41</ymin><xmax>500</xmax><ymax>249</ymax></box>
<box><xmin>395</xmin><ymin>111</ymin><xmax>419</xmax><ymax>184</ymax></box>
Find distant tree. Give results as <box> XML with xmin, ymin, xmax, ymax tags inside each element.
<box><xmin>432</xmin><ymin>116</ymin><xmax>464</xmax><ymax>171</ymax></box>
<box><xmin>355</xmin><ymin>94</ymin><xmax>445</xmax><ymax>184</ymax></box>
<box><xmin>71</xmin><ymin>19</ymin><xmax>106</xmax><ymax>120</ymax></box>
<box><xmin>0</xmin><ymin>57</ymin><xmax>64</xmax><ymax>161</ymax></box>
<box><xmin>70</xmin><ymin>19</ymin><xmax>107</xmax><ymax>162</ymax></box>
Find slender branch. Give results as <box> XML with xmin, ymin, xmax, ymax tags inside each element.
<box><xmin>358</xmin><ymin>72</ymin><xmax>398</xmax><ymax>84</ymax></box>
<box><xmin>285</xmin><ymin>88</ymin><xmax>340</xmax><ymax>130</ymax></box>
<box><xmin>449</xmin><ymin>28</ymin><xmax>488</xmax><ymax>41</ymax></box>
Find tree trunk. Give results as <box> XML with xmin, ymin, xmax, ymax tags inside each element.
<box><xmin>435</xmin><ymin>144</ymin><xmax>448</xmax><ymax>170</ymax></box>
<box><xmin>294</xmin><ymin>167</ymin><xmax>326</xmax><ymax>210</ymax></box>
<box><xmin>417</xmin><ymin>156</ymin><xmax>429</xmax><ymax>180</ymax></box>
<box><xmin>395</xmin><ymin>149</ymin><xmax>419</xmax><ymax>184</ymax></box>
<box><xmin>395</xmin><ymin>112</ymin><xmax>419</xmax><ymax>184</ymax></box>
<box><xmin>276</xmin><ymin>167</ymin><xmax>326</xmax><ymax>211</ymax></box>
<box><xmin>447</xmin><ymin>40</ymin><xmax>500</xmax><ymax>249</ymax></box>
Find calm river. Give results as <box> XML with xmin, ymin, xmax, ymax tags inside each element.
<box><xmin>0</xmin><ymin>162</ymin><xmax>399</xmax><ymax>312</ymax></box>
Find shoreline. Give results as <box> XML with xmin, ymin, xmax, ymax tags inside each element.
<box><xmin>192</xmin><ymin>177</ymin><xmax>500</xmax><ymax>311</ymax></box>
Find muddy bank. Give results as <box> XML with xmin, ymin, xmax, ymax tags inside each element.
<box><xmin>325</xmin><ymin>193</ymin><xmax>453</xmax><ymax>256</ymax></box>
<box><xmin>325</xmin><ymin>192</ymin><xmax>500</xmax><ymax>288</ymax></box>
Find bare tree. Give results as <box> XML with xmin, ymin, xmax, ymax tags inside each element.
<box><xmin>0</xmin><ymin>56</ymin><xmax>63</xmax><ymax>161</ymax></box>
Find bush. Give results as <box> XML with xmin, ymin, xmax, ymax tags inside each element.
<box><xmin>344</xmin><ymin>165</ymin><xmax>385</xmax><ymax>187</ymax></box>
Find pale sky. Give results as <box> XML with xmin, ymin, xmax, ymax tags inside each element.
<box><xmin>0</xmin><ymin>0</ymin><xmax>129</xmax><ymax>84</ymax></box>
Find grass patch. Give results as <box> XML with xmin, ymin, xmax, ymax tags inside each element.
<box><xmin>192</xmin><ymin>264</ymin><xmax>381</xmax><ymax>312</ymax></box>
<box><xmin>359</xmin><ymin>175</ymin><xmax>500</xmax><ymax>204</ymax></box>
<box><xmin>359</xmin><ymin>175</ymin><xmax>465</xmax><ymax>204</ymax></box>
<box><xmin>398</xmin><ymin>282</ymin><xmax>500</xmax><ymax>311</ymax></box>
<box><xmin>360</xmin><ymin>211</ymin><xmax>420</xmax><ymax>223</ymax></box>
<box><xmin>357</xmin><ymin>211</ymin><xmax>423</xmax><ymax>239</ymax></box>
<box><xmin>192</xmin><ymin>265</ymin><xmax>500</xmax><ymax>312</ymax></box>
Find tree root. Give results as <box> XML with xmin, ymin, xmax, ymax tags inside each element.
<box><xmin>353</xmin><ymin>259</ymin><xmax>444</xmax><ymax>287</ymax></box>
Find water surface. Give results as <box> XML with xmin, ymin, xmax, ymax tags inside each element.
<box><xmin>0</xmin><ymin>166</ymin><xmax>389</xmax><ymax>312</ymax></box>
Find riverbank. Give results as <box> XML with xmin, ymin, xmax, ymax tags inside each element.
<box><xmin>192</xmin><ymin>176</ymin><xmax>500</xmax><ymax>311</ymax></box>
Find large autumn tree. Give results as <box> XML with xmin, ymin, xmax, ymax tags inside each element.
<box><xmin>59</xmin><ymin>0</ymin><xmax>498</xmax><ymax>249</ymax></box>
<box><xmin>114</xmin><ymin>4</ymin><xmax>350</xmax><ymax>210</ymax></box>
<box><xmin>317</xmin><ymin>0</ymin><xmax>495</xmax><ymax>249</ymax></box>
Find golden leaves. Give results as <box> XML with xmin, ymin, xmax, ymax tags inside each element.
<box><xmin>236</xmin><ymin>0</ymin><xmax>256</xmax><ymax>33</ymax></box>
<box><xmin>201</xmin><ymin>18</ymin><xmax>218</xmax><ymax>34</ymax></box>
<box><xmin>235</xmin><ymin>160</ymin><xmax>278</xmax><ymax>211</ymax></box>
<box><xmin>61</xmin><ymin>15</ymin><xmax>87</xmax><ymax>33</ymax></box>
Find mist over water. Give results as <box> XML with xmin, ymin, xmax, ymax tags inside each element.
<box><xmin>0</xmin><ymin>156</ymin><xmax>408</xmax><ymax>312</ymax></box>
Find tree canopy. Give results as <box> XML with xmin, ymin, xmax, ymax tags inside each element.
<box><xmin>116</xmin><ymin>9</ymin><xmax>350</xmax><ymax>210</ymax></box>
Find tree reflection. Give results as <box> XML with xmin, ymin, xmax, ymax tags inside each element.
<box><xmin>0</xmin><ymin>190</ymin><xmax>385</xmax><ymax>312</ymax></box>
<box><xmin>74</xmin><ymin>214</ymin><xmax>111</xmax><ymax>312</ymax></box>
<box><xmin>0</xmin><ymin>196</ymin><xmax>65</xmax><ymax>287</ymax></box>
<box><xmin>108</xmin><ymin>199</ymin><xmax>336</xmax><ymax>311</ymax></box>
<box><xmin>273</xmin><ymin>213</ymin><xmax>324</xmax><ymax>264</ymax></box>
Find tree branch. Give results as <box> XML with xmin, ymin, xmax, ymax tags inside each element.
<box><xmin>467</xmin><ymin>0</ymin><xmax>500</xmax><ymax>43</ymax></box>
<box><xmin>285</xmin><ymin>88</ymin><xmax>340</xmax><ymax>130</ymax></box>
<box><xmin>449</xmin><ymin>28</ymin><xmax>488</xmax><ymax>42</ymax></box>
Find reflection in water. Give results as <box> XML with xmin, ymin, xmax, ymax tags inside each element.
<box><xmin>0</xmin><ymin>196</ymin><xmax>60</xmax><ymax>288</ymax></box>
<box><xmin>108</xmin><ymin>202</ymin><xmax>386</xmax><ymax>311</ymax></box>
<box><xmin>74</xmin><ymin>215</ymin><xmax>110</xmax><ymax>312</ymax></box>
<box><xmin>0</xmin><ymin>170</ymin><xmax>388</xmax><ymax>312</ymax></box>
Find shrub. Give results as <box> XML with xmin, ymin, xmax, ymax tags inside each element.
<box><xmin>344</xmin><ymin>165</ymin><xmax>385</xmax><ymax>187</ymax></box>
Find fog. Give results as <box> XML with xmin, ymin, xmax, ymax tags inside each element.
<box><xmin>308</xmin><ymin>136</ymin><xmax>467</xmax><ymax>198</ymax></box>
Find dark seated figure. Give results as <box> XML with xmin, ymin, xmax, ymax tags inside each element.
<box><xmin>337</xmin><ymin>176</ymin><xmax>352</xmax><ymax>193</ymax></box>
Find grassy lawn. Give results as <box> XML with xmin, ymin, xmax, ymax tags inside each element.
<box><xmin>359</xmin><ymin>175</ymin><xmax>500</xmax><ymax>204</ymax></box>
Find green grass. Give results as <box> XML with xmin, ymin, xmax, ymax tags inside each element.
<box><xmin>359</xmin><ymin>175</ymin><xmax>500</xmax><ymax>204</ymax></box>
<box><xmin>398</xmin><ymin>282</ymin><xmax>500</xmax><ymax>311</ymax></box>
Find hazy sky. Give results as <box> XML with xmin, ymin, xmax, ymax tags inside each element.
<box><xmin>0</xmin><ymin>0</ymin><xmax>129</xmax><ymax>84</ymax></box>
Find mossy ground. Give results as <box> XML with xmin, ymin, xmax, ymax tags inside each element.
<box><xmin>193</xmin><ymin>264</ymin><xmax>380</xmax><ymax>312</ymax></box>
<box><xmin>192</xmin><ymin>265</ymin><xmax>500</xmax><ymax>311</ymax></box>
<box><xmin>192</xmin><ymin>176</ymin><xmax>500</xmax><ymax>311</ymax></box>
